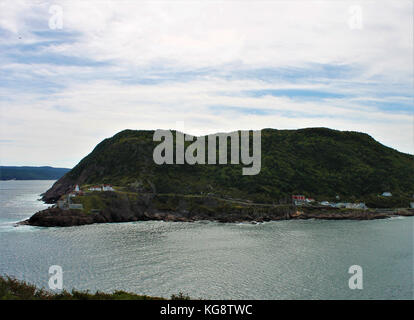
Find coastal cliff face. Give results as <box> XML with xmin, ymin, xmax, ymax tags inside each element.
<box><xmin>42</xmin><ymin>175</ymin><xmax>76</xmax><ymax>203</ymax></box>
<box><xmin>28</xmin><ymin>193</ymin><xmax>294</xmax><ymax>227</ymax></box>
<box><xmin>25</xmin><ymin>192</ymin><xmax>414</xmax><ymax>227</ymax></box>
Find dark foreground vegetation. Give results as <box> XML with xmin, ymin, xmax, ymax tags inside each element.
<box><xmin>0</xmin><ymin>276</ymin><xmax>190</xmax><ymax>300</ymax></box>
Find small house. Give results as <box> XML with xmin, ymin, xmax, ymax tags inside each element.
<box><xmin>382</xmin><ymin>192</ymin><xmax>392</xmax><ymax>197</ymax></box>
<box><xmin>102</xmin><ymin>184</ymin><xmax>115</xmax><ymax>191</ymax></box>
<box><xmin>292</xmin><ymin>195</ymin><xmax>306</xmax><ymax>205</ymax></box>
<box><xmin>88</xmin><ymin>186</ymin><xmax>102</xmax><ymax>192</ymax></box>
<box><xmin>345</xmin><ymin>203</ymin><xmax>367</xmax><ymax>209</ymax></box>
<box><xmin>334</xmin><ymin>202</ymin><xmax>346</xmax><ymax>208</ymax></box>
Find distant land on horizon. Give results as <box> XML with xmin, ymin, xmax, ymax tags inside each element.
<box><xmin>0</xmin><ymin>166</ymin><xmax>70</xmax><ymax>181</ymax></box>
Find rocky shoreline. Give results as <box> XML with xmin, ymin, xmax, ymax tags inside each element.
<box><xmin>19</xmin><ymin>200</ymin><xmax>414</xmax><ymax>227</ymax></box>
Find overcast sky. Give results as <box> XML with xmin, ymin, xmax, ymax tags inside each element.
<box><xmin>0</xmin><ymin>0</ymin><xmax>413</xmax><ymax>168</ymax></box>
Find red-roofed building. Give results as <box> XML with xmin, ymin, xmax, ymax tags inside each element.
<box><xmin>292</xmin><ymin>195</ymin><xmax>305</xmax><ymax>205</ymax></box>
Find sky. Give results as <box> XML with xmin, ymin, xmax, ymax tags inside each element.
<box><xmin>0</xmin><ymin>0</ymin><xmax>413</xmax><ymax>168</ymax></box>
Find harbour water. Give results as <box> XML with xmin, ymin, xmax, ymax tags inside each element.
<box><xmin>0</xmin><ymin>180</ymin><xmax>412</xmax><ymax>299</ymax></box>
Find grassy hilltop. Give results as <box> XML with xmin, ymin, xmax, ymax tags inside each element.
<box><xmin>43</xmin><ymin>128</ymin><xmax>414</xmax><ymax>207</ymax></box>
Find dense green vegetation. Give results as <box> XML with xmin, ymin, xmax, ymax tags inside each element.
<box><xmin>58</xmin><ymin>128</ymin><xmax>414</xmax><ymax>207</ymax></box>
<box><xmin>0</xmin><ymin>276</ymin><xmax>190</xmax><ymax>300</ymax></box>
<box><xmin>72</xmin><ymin>193</ymin><xmax>107</xmax><ymax>214</ymax></box>
<box><xmin>0</xmin><ymin>166</ymin><xmax>69</xmax><ymax>180</ymax></box>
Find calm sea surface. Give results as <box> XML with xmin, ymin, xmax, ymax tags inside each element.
<box><xmin>0</xmin><ymin>180</ymin><xmax>412</xmax><ymax>299</ymax></box>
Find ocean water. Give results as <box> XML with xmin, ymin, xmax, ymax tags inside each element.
<box><xmin>0</xmin><ymin>180</ymin><xmax>412</xmax><ymax>299</ymax></box>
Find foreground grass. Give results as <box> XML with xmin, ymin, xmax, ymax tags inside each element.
<box><xmin>0</xmin><ymin>276</ymin><xmax>190</xmax><ymax>300</ymax></box>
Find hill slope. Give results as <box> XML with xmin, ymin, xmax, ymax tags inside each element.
<box><xmin>42</xmin><ymin>128</ymin><xmax>414</xmax><ymax>205</ymax></box>
<box><xmin>0</xmin><ymin>166</ymin><xmax>70</xmax><ymax>180</ymax></box>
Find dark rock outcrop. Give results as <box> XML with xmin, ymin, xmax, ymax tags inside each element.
<box><xmin>27</xmin><ymin>208</ymin><xmax>102</xmax><ymax>227</ymax></box>
<box><xmin>22</xmin><ymin>193</ymin><xmax>414</xmax><ymax>227</ymax></box>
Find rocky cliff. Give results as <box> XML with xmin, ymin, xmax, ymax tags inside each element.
<box><xmin>23</xmin><ymin>192</ymin><xmax>414</xmax><ymax>227</ymax></box>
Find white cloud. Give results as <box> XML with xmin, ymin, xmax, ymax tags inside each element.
<box><xmin>1</xmin><ymin>78</ymin><xmax>412</xmax><ymax>167</ymax></box>
<box><xmin>0</xmin><ymin>0</ymin><xmax>412</xmax><ymax>166</ymax></box>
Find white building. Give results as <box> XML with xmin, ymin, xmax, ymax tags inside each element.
<box><xmin>333</xmin><ymin>202</ymin><xmax>367</xmax><ymax>209</ymax></box>
<box><xmin>88</xmin><ymin>186</ymin><xmax>102</xmax><ymax>192</ymax></box>
<box><xmin>88</xmin><ymin>185</ymin><xmax>115</xmax><ymax>192</ymax></box>
<box><xmin>345</xmin><ymin>203</ymin><xmax>367</xmax><ymax>209</ymax></box>
<box><xmin>382</xmin><ymin>192</ymin><xmax>392</xmax><ymax>197</ymax></box>
<box><xmin>102</xmin><ymin>185</ymin><xmax>115</xmax><ymax>191</ymax></box>
<box><xmin>334</xmin><ymin>202</ymin><xmax>346</xmax><ymax>208</ymax></box>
